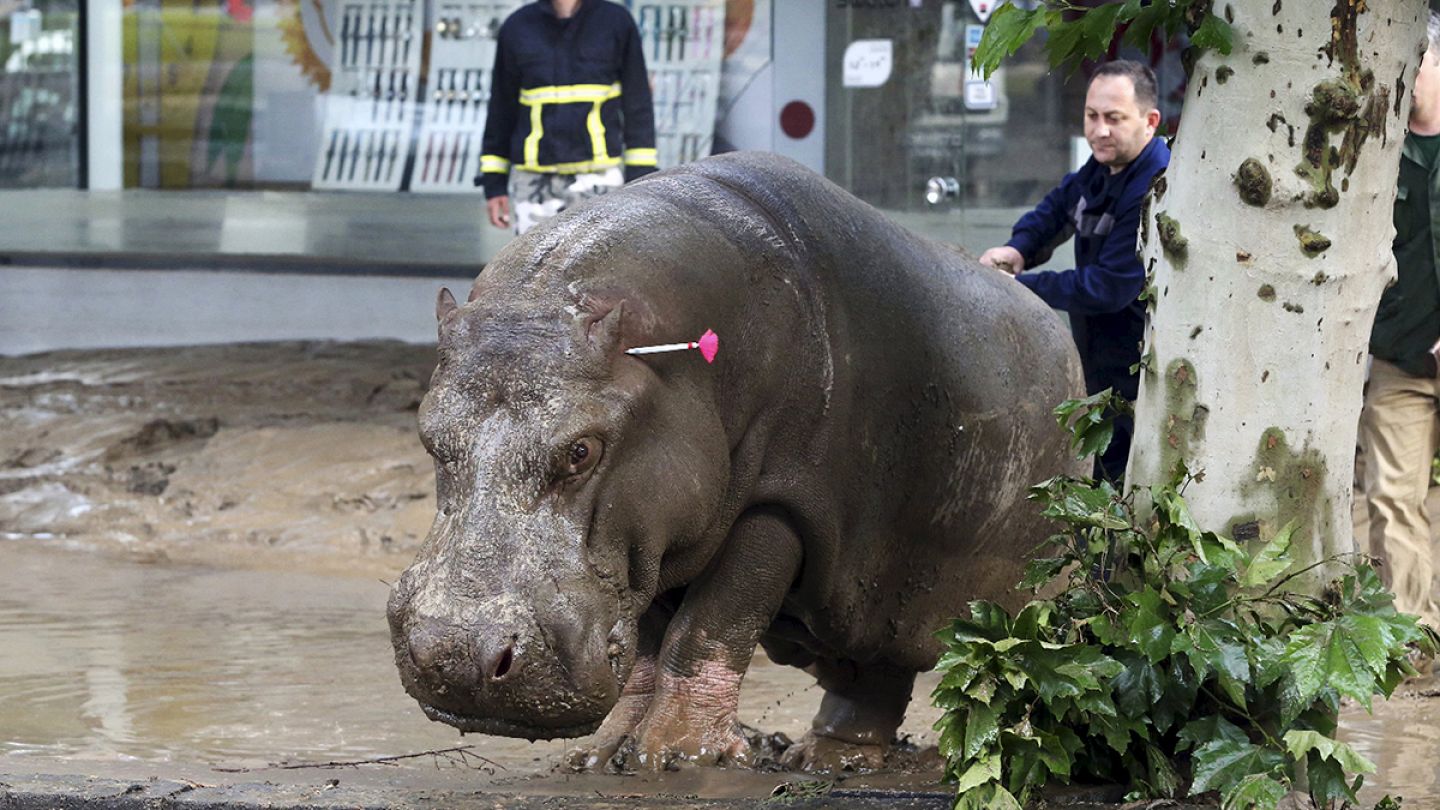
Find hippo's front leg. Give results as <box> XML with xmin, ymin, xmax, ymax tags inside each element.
<box><xmin>617</xmin><ymin>508</ymin><xmax>802</xmax><ymax>771</ymax></box>
<box><xmin>566</xmin><ymin>607</ymin><xmax>667</xmax><ymax>771</ymax></box>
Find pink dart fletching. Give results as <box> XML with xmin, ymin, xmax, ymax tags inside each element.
<box><xmin>697</xmin><ymin>330</ymin><xmax>719</xmax><ymax>363</ymax></box>
<box><xmin>625</xmin><ymin>330</ymin><xmax>719</xmax><ymax>362</ymax></box>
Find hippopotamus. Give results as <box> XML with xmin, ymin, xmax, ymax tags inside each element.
<box><xmin>386</xmin><ymin>151</ymin><xmax>1085</xmax><ymax>771</ymax></box>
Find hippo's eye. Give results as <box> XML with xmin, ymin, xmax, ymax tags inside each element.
<box><xmin>562</xmin><ymin>437</ymin><xmax>603</xmax><ymax>479</ymax></box>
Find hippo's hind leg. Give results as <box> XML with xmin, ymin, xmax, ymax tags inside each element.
<box><xmin>779</xmin><ymin>659</ymin><xmax>915</xmax><ymax>772</ymax></box>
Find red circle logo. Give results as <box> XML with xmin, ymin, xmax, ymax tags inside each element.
<box><xmin>779</xmin><ymin>101</ymin><xmax>816</xmax><ymax>140</ymax></box>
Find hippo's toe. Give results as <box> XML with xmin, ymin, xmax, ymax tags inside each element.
<box><xmin>601</xmin><ymin>718</ymin><xmax>752</xmax><ymax>772</ymax></box>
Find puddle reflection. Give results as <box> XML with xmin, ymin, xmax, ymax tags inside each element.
<box><xmin>1342</xmin><ymin>695</ymin><xmax>1440</xmax><ymax>809</ymax></box>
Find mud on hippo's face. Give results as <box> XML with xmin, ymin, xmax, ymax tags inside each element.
<box><xmin>387</xmin><ymin>298</ymin><xmax>728</xmax><ymax>741</ymax></box>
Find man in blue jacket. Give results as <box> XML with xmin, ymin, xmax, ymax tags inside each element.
<box><xmin>979</xmin><ymin>60</ymin><xmax>1169</xmax><ymax>481</ymax></box>
<box><xmin>477</xmin><ymin>0</ymin><xmax>658</xmax><ymax>234</ymax></box>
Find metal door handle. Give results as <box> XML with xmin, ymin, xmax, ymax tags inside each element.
<box><xmin>925</xmin><ymin>176</ymin><xmax>960</xmax><ymax>206</ymax></box>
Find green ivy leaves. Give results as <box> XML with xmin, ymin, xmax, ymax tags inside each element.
<box><xmin>973</xmin><ymin>0</ymin><xmax>1234</xmax><ymax>81</ymax></box>
<box><xmin>932</xmin><ymin>396</ymin><xmax>1434</xmax><ymax>810</ymax></box>
<box><xmin>935</xmin><ymin>603</ymin><xmax>1123</xmax><ymax>806</ymax></box>
<box><xmin>1053</xmin><ymin>388</ymin><xmax>1132</xmax><ymax>463</ymax></box>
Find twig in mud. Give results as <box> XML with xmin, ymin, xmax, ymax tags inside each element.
<box><xmin>213</xmin><ymin>745</ymin><xmax>505</xmax><ymax>774</ymax></box>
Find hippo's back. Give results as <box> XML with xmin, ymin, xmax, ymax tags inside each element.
<box><xmin>667</xmin><ymin>152</ymin><xmax>1086</xmax><ymax>665</ymax></box>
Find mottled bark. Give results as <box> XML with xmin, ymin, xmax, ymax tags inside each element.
<box><xmin>1127</xmin><ymin>0</ymin><xmax>1428</xmax><ymax>581</ymax></box>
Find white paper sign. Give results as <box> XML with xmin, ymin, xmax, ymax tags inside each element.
<box><xmin>964</xmin><ymin>69</ymin><xmax>998</xmax><ymax>110</ymax></box>
<box><xmin>963</xmin><ymin>23</ymin><xmax>996</xmax><ymax>109</ymax></box>
<box><xmin>842</xmin><ymin>39</ymin><xmax>893</xmax><ymax>88</ymax></box>
<box><xmin>966</xmin><ymin>23</ymin><xmax>985</xmax><ymax>54</ymax></box>
<box><xmin>10</xmin><ymin>9</ymin><xmax>41</xmax><ymax>44</ymax></box>
<box><xmin>968</xmin><ymin>0</ymin><xmax>998</xmax><ymax>22</ymax></box>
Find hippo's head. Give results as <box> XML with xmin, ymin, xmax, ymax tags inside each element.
<box><xmin>387</xmin><ymin>282</ymin><xmax>730</xmax><ymax>741</ymax></box>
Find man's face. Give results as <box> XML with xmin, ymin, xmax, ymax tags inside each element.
<box><xmin>1412</xmin><ymin>48</ymin><xmax>1440</xmax><ymax>122</ymax></box>
<box><xmin>1084</xmin><ymin>75</ymin><xmax>1160</xmax><ymax>172</ymax></box>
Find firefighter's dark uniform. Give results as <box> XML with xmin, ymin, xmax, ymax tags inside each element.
<box><xmin>477</xmin><ymin>0</ymin><xmax>657</xmax><ymax>231</ymax></box>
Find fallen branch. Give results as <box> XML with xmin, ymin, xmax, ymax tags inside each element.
<box><xmin>213</xmin><ymin>745</ymin><xmax>504</xmax><ymax>774</ymax></box>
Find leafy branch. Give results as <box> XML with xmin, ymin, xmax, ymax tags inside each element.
<box><xmin>933</xmin><ymin>393</ymin><xmax>1436</xmax><ymax>810</ymax></box>
<box><xmin>973</xmin><ymin>0</ymin><xmax>1234</xmax><ymax>80</ymax></box>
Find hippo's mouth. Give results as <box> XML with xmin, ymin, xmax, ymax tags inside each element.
<box><xmin>421</xmin><ymin>703</ymin><xmax>604</xmax><ymax>740</ymax></box>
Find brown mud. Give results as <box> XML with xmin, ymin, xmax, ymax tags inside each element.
<box><xmin>1</xmin><ymin>341</ymin><xmax>1437</xmax><ymax>807</ymax></box>
<box><xmin>0</xmin><ymin>341</ymin><xmax>437</xmax><ymax>578</ymax></box>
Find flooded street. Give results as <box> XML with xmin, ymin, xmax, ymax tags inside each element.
<box><xmin>0</xmin><ymin>542</ymin><xmax>464</xmax><ymax>767</ymax></box>
<box><xmin>1345</xmin><ymin>698</ymin><xmax>1440</xmax><ymax>809</ymax></box>
<box><xmin>3</xmin><ymin>341</ymin><xmax>1440</xmax><ymax>806</ymax></box>
<box><xmin>2</xmin><ymin>539</ymin><xmax>1438</xmax><ymax>806</ymax></box>
<box><xmin>0</xmin><ymin>540</ymin><xmax>947</xmax><ymax>801</ymax></box>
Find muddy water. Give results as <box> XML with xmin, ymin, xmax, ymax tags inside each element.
<box><xmin>0</xmin><ymin>542</ymin><xmax>457</xmax><ymax>766</ymax></box>
<box><xmin>0</xmin><ymin>541</ymin><xmax>946</xmax><ymax>798</ymax></box>
<box><xmin>3</xmin><ymin>540</ymin><xmax>1439</xmax><ymax>805</ymax></box>
<box><xmin>1343</xmin><ymin>697</ymin><xmax>1440</xmax><ymax>809</ymax></box>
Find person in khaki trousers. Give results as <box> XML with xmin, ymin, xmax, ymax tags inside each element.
<box><xmin>1361</xmin><ymin>12</ymin><xmax>1440</xmax><ymax>630</ymax></box>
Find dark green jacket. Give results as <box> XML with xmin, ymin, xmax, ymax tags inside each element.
<box><xmin>1373</xmin><ymin>133</ymin><xmax>1440</xmax><ymax>377</ymax></box>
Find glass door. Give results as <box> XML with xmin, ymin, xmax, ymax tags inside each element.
<box><xmin>0</xmin><ymin>0</ymin><xmax>81</xmax><ymax>188</ymax></box>
<box><xmin>824</xmin><ymin>0</ymin><xmax>1081</xmax><ymax>255</ymax></box>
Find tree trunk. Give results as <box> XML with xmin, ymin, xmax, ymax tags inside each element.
<box><xmin>1126</xmin><ymin>0</ymin><xmax>1427</xmax><ymax>580</ymax></box>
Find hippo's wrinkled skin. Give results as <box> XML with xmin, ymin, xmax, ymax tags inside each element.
<box><xmin>386</xmin><ymin>152</ymin><xmax>1085</xmax><ymax>772</ymax></box>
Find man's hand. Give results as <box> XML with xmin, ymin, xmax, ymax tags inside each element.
<box><xmin>487</xmin><ymin>195</ymin><xmax>513</xmax><ymax>230</ymax></box>
<box><xmin>979</xmin><ymin>246</ymin><xmax>1026</xmax><ymax>276</ymax></box>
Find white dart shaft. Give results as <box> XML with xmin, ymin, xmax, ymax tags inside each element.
<box><xmin>626</xmin><ymin>341</ymin><xmax>695</xmax><ymax>355</ymax></box>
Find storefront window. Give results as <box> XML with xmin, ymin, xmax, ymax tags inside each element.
<box><xmin>0</xmin><ymin>1</ymin><xmax>81</xmax><ymax>188</ymax></box>
<box><xmin>823</xmin><ymin>0</ymin><xmax>1186</xmax><ymax>249</ymax></box>
<box><xmin>119</xmin><ymin>0</ymin><xmax>725</xmax><ymax>191</ymax></box>
<box><xmin>826</xmin><ymin>1</ymin><xmax>1080</xmax><ymax>214</ymax></box>
<box><xmin>122</xmin><ymin>0</ymin><xmax>322</xmax><ymax>188</ymax></box>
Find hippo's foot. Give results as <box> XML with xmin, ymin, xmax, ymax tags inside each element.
<box><xmin>565</xmin><ymin>693</ymin><xmax>651</xmax><ymax>772</ymax></box>
<box><xmin>782</xmin><ymin>657</ymin><xmax>915</xmax><ymax>773</ymax></box>
<box><xmin>609</xmin><ymin>711</ymin><xmax>753</xmax><ymax>771</ymax></box>
<box><xmin>566</xmin><ymin>650</ymin><xmax>658</xmax><ymax>773</ymax></box>
<box><xmin>779</xmin><ymin>732</ymin><xmax>887</xmax><ymax>772</ymax></box>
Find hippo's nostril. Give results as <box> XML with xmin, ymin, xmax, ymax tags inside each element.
<box><xmin>492</xmin><ymin>643</ymin><xmax>515</xmax><ymax>680</ymax></box>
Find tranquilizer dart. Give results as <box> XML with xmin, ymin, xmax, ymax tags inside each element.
<box><xmin>626</xmin><ymin>329</ymin><xmax>719</xmax><ymax>364</ymax></box>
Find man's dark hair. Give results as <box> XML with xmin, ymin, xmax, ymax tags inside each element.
<box><xmin>1090</xmin><ymin>60</ymin><xmax>1159</xmax><ymax>112</ymax></box>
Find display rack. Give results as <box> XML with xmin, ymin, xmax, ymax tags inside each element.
<box><xmin>634</xmin><ymin>0</ymin><xmax>724</xmax><ymax>170</ymax></box>
<box><xmin>410</xmin><ymin>1</ymin><xmax>523</xmax><ymax>193</ymax></box>
<box><xmin>312</xmin><ymin>0</ymin><xmax>425</xmax><ymax>190</ymax></box>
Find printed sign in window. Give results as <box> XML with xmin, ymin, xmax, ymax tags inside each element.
<box><xmin>842</xmin><ymin>39</ymin><xmax>892</xmax><ymax>88</ymax></box>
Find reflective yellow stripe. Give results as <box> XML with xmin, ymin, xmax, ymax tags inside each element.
<box><xmin>587</xmin><ymin>100</ymin><xmax>608</xmax><ymax>163</ymax></box>
<box><xmin>514</xmin><ymin>83</ymin><xmax>624</xmax><ymax>173</ymax></box>
<box><xmin>480</xmin><ymin>155</ymin><xmax>511</xmax><ymax>173</ymax></box>
<box><xmin>518</xmin><ymin>83</ymin><xmax>622</xmax><ymax>105</ymax></box>
<box><xmin>524</xmin><ymin>101</ymin><xmax>543</xmax><ymax>168</ymax></box>
<box><xmin>623</xmin><ymin>148</ymin><xmax>657</xmax><ymax>167</ymax></box>
<box><xmin>515</xmin><ymin>156</ymin><xmax>623</xmax><ymax>173</ymax></box>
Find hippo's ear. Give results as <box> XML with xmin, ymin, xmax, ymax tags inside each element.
<box><xmin>587</xmin><ymin>301</ymin><xmax>625</xmax><ymax>355</ymax></box>
<box><xmin>436</xmin><ymin>287</ymin><xmax>458</xmax><ymax>322</ymax></box>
